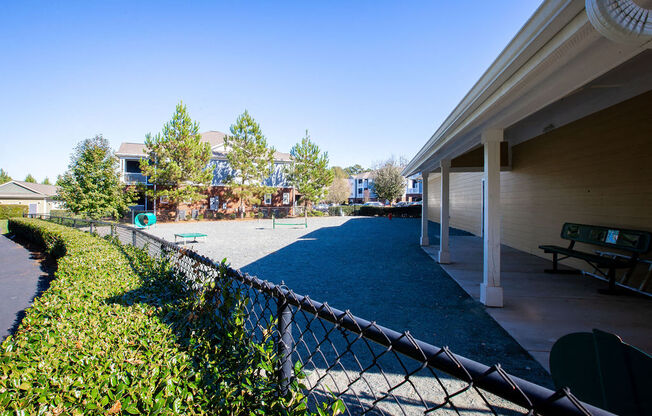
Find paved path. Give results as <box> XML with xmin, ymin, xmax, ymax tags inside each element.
<box><xmin>149</xmin><ymin>217</ymin><xmax>552</xmax><ymax>387</ymax></box>
<box><xmin>0</xmin><ymin>235</ymin><xmax>50</xmax><ymax>342</ymax></box>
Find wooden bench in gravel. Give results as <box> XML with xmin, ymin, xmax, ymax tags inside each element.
<box><xmin>174</xmin><ymin>232</ymin><xmax>208</xmax><ymax>245</ymax></box>
<box><xmin>539</xmin><ymin>223</ymin><xmax>652</xmax><ymax>294</ymax></box>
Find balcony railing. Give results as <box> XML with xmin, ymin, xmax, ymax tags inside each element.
<box><xmin>406</xmin><ymin>187</ymin><xmax>422</xmax><ymax>194</ymax></box>
<box><xmin>122</xmin><ymin>172</ymin><xmax>148</xmax><ymax>184</ymax></box>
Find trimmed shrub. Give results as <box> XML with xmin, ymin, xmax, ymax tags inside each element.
<box><xmin>357</xmin><ymin>205</ymin><xmax>421</xmax><ymax>218</ymax></box>
<box><xmin>1</xmin><ymin>218</ymin><xmax>327</xmax><ymax>415</ymax></box>
<box><xmin>0</xmin><ymin>204</ymin><xmax>28</xmax><ymax>219</ymax></box>
<box><xmin>215</xmin><ymin>212</ymin><xmax>225</xmax><ymax>220</ymax></box>
<box><xmin>327</xmin><ymin>205</ymin><xmax>360</xmax><ymax>216</ymax></box>
<box><xmin>307</xmin><ymin>210</ymin><xmax>325</xmax><ymax>217</ymax></box>
<box><xmin>229</xmin><ymin>213</ymin><xmax>236</xmax><ymax>220</ymax></box>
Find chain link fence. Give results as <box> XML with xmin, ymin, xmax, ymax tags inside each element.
<box><xmin>25</xmin><ymin>214</ymin><xmax>613</xmax><ymax>416</ymax></box>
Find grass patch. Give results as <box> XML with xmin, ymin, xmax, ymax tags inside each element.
<box><xmin>0</xmin><ymin>219</ymin><xmax>6</xmax><ymax>234</ymax></box>
<box><xmin>1</xmin><ymin>218</ymin><xmax>333</xmax><ymax>415</ymax></box>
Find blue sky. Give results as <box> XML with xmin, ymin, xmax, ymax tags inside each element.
<box><xmin>0</xmin><ymin>1</ymin><xmax>542</xmax><ymax>182</ymax></box>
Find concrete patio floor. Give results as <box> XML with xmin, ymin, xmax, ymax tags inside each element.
<box><xmin>423</xmin><ymin>235</ymin><xmax>652</xmax><ymax>371</ymax></box>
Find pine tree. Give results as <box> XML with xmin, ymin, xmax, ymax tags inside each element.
<box><xmin>286</xmin><ymin>130</ymin><xmax>333</xmax><ymax>210</ymax></box>
<box><xmin>24</xmin><ymin>174</ymin><xmax>37</xmax><ymax>183</ymax></box>
<box><xmin>42</xmin><ymin>177</ymin><xmax>51</xmax><ymax>185</ymax></box>
<box><xmin>57</xmin><ymin>135</ymin><xmax>135</xmax><ymax>219</ymax></box>
<box><xmin>223</xmin><ymin>111</ymin><xmax>276</xmax><ymax>218</ymax></box>
<box><xmin>0</xmin><ymin>169</ymin><xmax>11</xmax><ymax>184</ymax></box>
<box><xmin>140</xmin><ymin>102</ymin><xmax>213</xmax><ymax>217</ymax></box>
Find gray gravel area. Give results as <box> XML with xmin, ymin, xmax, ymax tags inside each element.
<box><xmin>148</xmin><ymin>216</ymin><xmax>552</xmax><ymax>389</ymax></box>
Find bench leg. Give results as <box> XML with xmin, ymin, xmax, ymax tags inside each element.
<box><xmin>598</xmin><ymin>267</ymin><xmax>622</xmax><ymax>295</ymax></box>
<box><xmin>544</xmin><ymin>252</ymin><xmax>581</xmax><ymax>274</ymax></box>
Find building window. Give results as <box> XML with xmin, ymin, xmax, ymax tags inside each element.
<box><xmin>358</xmin><ymin>179</ymin><xmax>362</xmax><ymax>184</ymax></box>
<box><xmin>209</xmin><ymin>196</ymin><xmax>219</xmax><ymax>210</ymax></box>
<box><xmin>358</xmin><ymin>188</ymin><xmax>363</xmax><ymax>194</ymax></box>
<box><xmin>283</xmin><ymin>192</ymin><xmax>289</xmax><ymax>204</ymax></box>
<box><xmin>264</xmin><ymin>193</ymin><xmax>272</xmax><ymax>205</ymax></box>
<box><xmin>125</xmin><ymin>159</ymin><xmax>141</xmax><ymax>173</ymax></box>
<box><xmin>364</xmin><ymin>179</ymin><xmax>368</xmax><ymax>189</ymax></box>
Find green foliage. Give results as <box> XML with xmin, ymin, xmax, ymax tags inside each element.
<box><xmin>57</xmin><ymin>135</ymin><xmax>135</xmax><ymax>219</ymax></box>
<box><xmin>372</xmin><ymin>158</ymin><xmax>406</xmax><ymax>203</ymax></box>
<box><xmin>1</xmin><ymin>218</ymin><xmax>342</xmax><ymax>415</ymax></box>
<box><xmin>229</xmin><ymin>213</ymin><xmax>237</xmax><ymax>220</ymax></box>
<box><xmin>0</xmin><ymin>204</ymin><xmax>28</xmax><ymax>219</ymax></box>
<box><xmin>141</xmin><ymin>102</ymin><xmax>213</xmax><ymax>210</ymax></box>
<box><xmin>285</xmin><ymin>131</ymin><xmax>333</xmax><ymax>207</ymax></box>
<box><xmin>307</xmin><ymin>210</ymin><xmax>325</xmax><ymax>217</ymax></box>
<box><xmin>0</xmin><ymin>169</ymin><xmax>11</xmax><ymax>184</ymax></box>
<box><xmin>0</xmin><ymin>220</ymin><xmax>6</xmax><ymax>234</ymax></box>
<box><xmin>327</xmin><ymin>205</ymin><xmax>357</xmax><ymax>216</ymax></box>
<box><xmin>223</xmin><ymin>111</ymin><xmax>276</xmax><ymax>217</ymax></box>
<box><xmin>358</xmin><ymin>205</ymin><xmax>421</xmax><ymax>217</ymax></box>
<box><xmin>24</xmin><ymin>174</ymin><xmax>37</xmax><ymax>183</ymax></box>
<box><xmin>344</xmin><ymin>164</ymin><xmax>368</xmax><ymax>176</ymax></box>
<box><xmin>41</xmin><ymin>177</ymin><xmax>51</xmax><ymax>185</ymax></box>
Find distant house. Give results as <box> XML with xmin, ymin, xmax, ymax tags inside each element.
<box><xmin>0</xmin><ymin>181</ymin><xmax>61</xmax><ymax>214</ymax></box>
<box><xmin>348</xmin><ymin>171</ymin><xmax>422</xmax><ymax>204</ymax></box>
<box><xmin>116</xmin><ymin>131</ymin><xmax>296</xmax><ymax>218</ymax></box>
<box><xmin>404</xmin><ymin>175</ymin><xmax>422</xmax><ymax>202</ymax></box>
<box><xmin>348</xmin><ymin>171</ymin><xmax>377</xmax><ymax>204</ymax></box>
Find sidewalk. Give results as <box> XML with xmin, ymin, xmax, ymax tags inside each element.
<box><xmin>0</xmin><ymin>234</ymin><xmax>51</xmax><ymax>341</ymax></box>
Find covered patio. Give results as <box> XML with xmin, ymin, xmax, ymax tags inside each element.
<box><xmin>403</xmin><ymin>0</ymin><xmax>652</xmax><ymax>373</ymax></box>
<box><xmin>422</xmin><ymin>235</ymin><xmax>652</xmax><ymax>370</ymax></box>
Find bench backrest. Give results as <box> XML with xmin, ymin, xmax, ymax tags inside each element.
<box><xmin>561</xmin><ymin>223</ymin><xmax>652</xmax><ymax>254</ymax></box>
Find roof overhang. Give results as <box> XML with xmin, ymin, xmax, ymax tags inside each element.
<box><xmin>403</xmin><ymin>0</ymin><xmax>652</xmax><ymax>177</ymax></box>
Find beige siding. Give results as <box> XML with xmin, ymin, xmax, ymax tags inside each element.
<box><xmin>427</xmin><ymin>91</ymin><xmax>652</xmax><ymax>272</ymax></box>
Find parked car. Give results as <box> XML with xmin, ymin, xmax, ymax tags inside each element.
<box><xmin>408</xmin><ymin>200</ymin><xmax>422</xmax><ymax>206</ymax></box>
<box><xmin>315</xmin><ymin>203</ymin><xmax>329</xmax><ymax>211</ymax></box>
<box><xmin>395</xmin><ymin>201</ymin><xmax>409</xmax><ymax>207</ymax></box>
<box><xmin>363</xmin><ymin>201</ymin><xmax>384</xmax><ymax>207</ymax></box>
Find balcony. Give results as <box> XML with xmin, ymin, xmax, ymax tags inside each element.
<box><xmin>406</xmin><ymin>187</ymin><xmax>422</xmax><ymax>194</ymax></box>
<box><xmin>123</xmin><ymin>172</ymin><xmax>148</xmax><ymax>185</ymax></box>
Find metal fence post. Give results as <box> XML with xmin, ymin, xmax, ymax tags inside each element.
<box><xmin>132</xmin><ymin>229</ymin><xmax>137</xmax><ymax>247</ymax></box>
<box><xmin>110</xmin><ymin>225</ymin><xmax>115</xmax><ymax>238</ymax></box>
<box><xmin>277</xmin><ymin>296</ymin><xmax>293</xmax><ymax>396</ymax></box>
<box><xmin>89</xmin><ymin>221</ymin><xmax>94</xmax><ymax>234</ymax></box>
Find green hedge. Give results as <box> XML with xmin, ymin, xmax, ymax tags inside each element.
<box><xmin>0</xmin><ymin>204</ymin><xmax>28</xmax><ymax>219</ymax></box>
<box><xmin>358</xmin><ymin>205</ymin><xmax>421</xmax><ymax>218</ymax></box>
<box><xmin>1</xmin><ymin>218</ymin><xmax>334</xmax><ymax>415</ymax></box>
<box><xmin>327</xmin><ymin>205</ymin><xmax>357</xmax><ymax>216</ymax></box>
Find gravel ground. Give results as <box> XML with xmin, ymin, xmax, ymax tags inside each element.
<box><xmin>147</xmin><ymin>217</ymin><xmax>551</xmax><ymax>389</ymax></box>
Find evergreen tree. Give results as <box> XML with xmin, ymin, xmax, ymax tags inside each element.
<box><xmin>372</xmin><ymin>157</ymin><xmax>406</xmax><ymax>203</ymax></box>
<box><xmin>42</xmin><ymin>177</ymin><xmax>51</xmax><ymax>185</ymax></box>
<box><xmin>57</xmin><ymin>135</ymin><xmax>135</xmax><ymax>219</ymax></box>
<box><xmin>140</xmin><ymin>102</ymin><xmax>213</xmax><ymax>217</ymax></box>
<box><xmin>223</xmin><ymin>111</ymin><xmax>276</xmax><ymax>217</ymax></box>
<box><xmin>24</xmin><ymin>174</ymin><xmax>37</xmax><ymax>183</ymax></box>
<box><xmin>286</xmin><ymin>130</ymin><xmax>333</xmax><ymax>209</ymax></box>
<box><xmin>0</xmin><ymin>169</ymin><xmax>11</xmax><ymax>184</ymax></box>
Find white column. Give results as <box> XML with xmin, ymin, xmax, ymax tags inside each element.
<box><xmin>420</xmin><ymin>171</ymin><xmax>430</xmax><ymax>246</ymax></box>
<box><xmin>481</xmin><ymin>129</ymin><xmax>504</xmax><ymax>307</ymax></box>
<box><xmin>438</xmin><ymin>160</ymin><xmax>451</xmax><ymax>264</ymax></box>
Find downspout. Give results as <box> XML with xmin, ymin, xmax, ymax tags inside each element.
<box><xmin>585</xmin><ymin>0</ymin><xmax>652</xmax><ymax>48</ymax></box>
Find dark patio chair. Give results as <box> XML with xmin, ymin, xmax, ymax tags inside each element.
<box><xmin>549</xmin><ymin>329</ymin><xmax>652</xmax><ymax>416</ymax></box>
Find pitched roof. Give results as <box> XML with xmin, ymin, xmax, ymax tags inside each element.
<box><xmin>116</xmin><ymin>142</ymin><xmax>147</xmax><ymax>157</ymax></box>
<box><xmin>0</xmin><ymin>180</ymin><xmax>58</xmax><ymax>197</ymax></box>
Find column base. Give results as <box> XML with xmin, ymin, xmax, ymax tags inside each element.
<box><xmin>420</xmin><ymin>236</ymin><xmax>429</xmax><ymax>246</ymax></box>
<box><xmin>480</xmin><ymin>284</ymin><xmax>503</xmax><ymax>308</ymax></box>
<box><xmin>438</xmin><ymin>250</ymin><xmax>450</xmax><ymax>264</ymax></box>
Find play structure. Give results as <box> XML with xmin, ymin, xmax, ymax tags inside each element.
<box><xmin>134</xmin><ymin>212</ymin><xmax>157</xmax><ymax>229</ymax></box>
<box><xmin>272</xmin><ymin>214</ymin><xmax>307</xmax><ymax>229</ymax></box>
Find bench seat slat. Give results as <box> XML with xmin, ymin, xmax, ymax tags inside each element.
<box><xmin>539</xmin><ymin>245</ymin><xmax>633</xmax><ymax>268</ymax></box>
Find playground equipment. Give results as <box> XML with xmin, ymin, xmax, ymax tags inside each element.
<box><xmin>273</xmin><ymin>214</ymin><xmax>307</xmax><ymax>229</ymax></box>
<box><xmin>134</xmin><ymin>212</ymin><xmax>157</xmax><ymax>228</ymax></box>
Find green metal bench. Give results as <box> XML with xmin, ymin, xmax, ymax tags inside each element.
<box><xmin>174</xmin><ymin>232</ymin><xmax>208</xmax><ymax>244</ymax></box>
<box><xmin>272</xmin><ymin>215</ymin><xmax>307</xmax><ymax>229</ymax></box>
<box><xmin>550</xmin><ymin>329</ymin><xmax>652</xmax><ymax>415</ymax></box>
<box><xmin>540</xmin><ymin>223</ymin><xmax>651</xmax><ymax>294</ymax></box>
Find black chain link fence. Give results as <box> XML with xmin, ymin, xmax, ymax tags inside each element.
<box><xmin>26</xmin><ymin>214</ymin><xmax>613</xmax><ymax>416</ymax></box>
